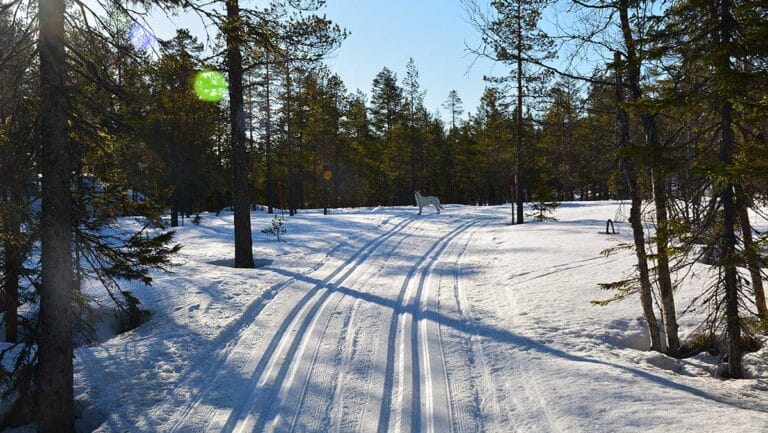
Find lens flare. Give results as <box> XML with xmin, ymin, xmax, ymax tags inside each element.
<box><xmin>128</xmin><ymin>23</ymin><xmax>156</xmax><ymax>52</ymax></box>
<box><xmin>193</xmin><ymin>70</ymin><xmax>228</xmax><ymax>102</ymax></box>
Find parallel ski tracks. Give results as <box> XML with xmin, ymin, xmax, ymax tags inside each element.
<box><xmin>247</xmin><ymin>218</ymin><xmax>484</xmax><ymax>433</ymax></box>
<box><xmin>451</xmin><ymin>223</ymin><xmax>514</xmax><ymax>432</ymax></box>
<box><xmin>164</xmin><ymin>215</ymin><xmax>499</xmax><ymax>433</ymax></box>
<box><xmin>209</xmin><ymin>216</ymin><xmax>420</xmax><ymax>433</ymax></box>
<box><xmin>375</xmin><ymin>220</ymin><xmax>480</xmax><ymax>433</ymax></box>
<box><xmin>165</xmin><ymin>216</ymin><xmax>416</xmax><ymax>433</ymax></box>
<box><xmin>266</xmin><ymin>217</ymin><xmax>419</xmax><ymax>433</ymax></box>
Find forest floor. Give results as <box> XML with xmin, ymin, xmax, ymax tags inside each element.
<box><xmin>7</xmin><ymin>201</ymin><xmax>768</xmax><ymax>432</ymax></box>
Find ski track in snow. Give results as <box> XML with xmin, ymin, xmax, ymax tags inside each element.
<box><xmin>264</xmin><ymin>216</ymin><xmax>422</xmax><ymax>433</ymax></box>
<box><xmin>86</xmin><ymin>214</ymin><xmax>405</xmax><ymax>433</ymax></box>
<box><xmin>254</xmin><ymin>216</ymin><xmax>489</xmax><ymax>433</ymax></box>
<box><xmin>209</xmin><ymin>215</ymin><xmax>424</xmax><ymax>433</ymax></box>
<box><xmin>71</xmin><ymin>204</ymin><xmax>768</xmax><ymax>433</ymax></box>
<box><xmin>376</xmin><ymin>219</ymin><xmax>482</xmax><ymax>433</ymax></box>
<box><xmin>447</xmin><ymin>222</ymin><xmax>507</xmax><ymax>433</ymax></box>
<box><xmin>164</xmin><ymin>215</ymin><xmax>416</xmax><ymax>433</ymax></box>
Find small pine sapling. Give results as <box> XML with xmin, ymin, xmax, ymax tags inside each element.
<box><xmin>528</xmin><ymin>178</ymin><xmax>560</xmax><ymax>222</ymax></box>
<box><xmin>262</xmin><ymin>214</ymin><xmax>286</xmax><ymax>241</ymax></box>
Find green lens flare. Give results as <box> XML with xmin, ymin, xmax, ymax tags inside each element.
<box><xmin>193</xmin><ymin>70</ymin><xmax>228</xmax><ymax>102</ymax></box>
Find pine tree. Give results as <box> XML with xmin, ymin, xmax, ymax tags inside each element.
<box><xmin>0</xmin><ymin>3</ymin><xmax>186</xmax><ymax>424</ymax></box>
<box><xmin>36</xmin><ymin>0</ymin><xmax>75</xmax><ymax>429</ymax></box>
<box><xmin>145</xmin><ymin>30</ymin><xmax>225</xmax><ymax>226</ymax></box>
<box><xmin>468</xmin><ymin>0</ymin><xmax>555</xmax><ymax>223</ymax></box>
<box><xmin>442</xmin><ymin>90</ymin><xmax>463</xmax><ymax>202</ymax></box>
<box><xmin>221</xmin><ymin>0</ymin><xmax>254</xmax><ymax>268</ymax></box>
<box><xmin>473</xmin><ymin>88</ymin><xmax>515</xmax><ymax>206</ymax></box>
<box><xmin>0</xmin><ymin>8</ymin><xmax>36</xmax><ymax>345</ymax></box>
<box><xmin>613</xmin><ymin>53</ymin><xmax>663</xmax><ymax>352</ymax></box>
<box><xmin>403</xmin><ymin>58</ymin><xmax>426</xmax><ymax>196</ymax></box>
<box><xmin>342</xmin><ymin>91</ymin><xmax>379</xmax><ymax>205</ymax></box>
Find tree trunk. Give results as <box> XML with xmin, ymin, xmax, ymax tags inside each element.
<box><xmin>717</xmin><ymin>0</ymin><xmax>741</xmax><ymax>377</ymax></box>
<box><xmin>38</xmin><ymin>0</ymin><xmax>75</xmax><ymax>430</ymax></box>
<box><xmin>225</xmin><ymin>0</ymin><xmax>254</xmax><ymax>268</ymax></box>
<box><xmin>169</xmin><ymin>134</ymin><xmax>180</xmax><ymax>228</ymax></box>
<box><xmin>410</xmin><ymin>101</ymin><xmax>416</xmax><ymax>195</ymax></box>
<box><xmin>285</xmin><ymin>62</ymin><xmax>295</xmax><ymax>216</ymax></box>
<box><xmin>450</xmin><ymin>113</ymin><xmax>457</xmax><ymax>203</ymax></box>
<box><xmin>618</xmin><ymin>0</ymin><xmax>679</xmax><ymax>355</ymax></box>
<box><xmin>720</xmin><ymin>99</ymin><xmax>741</xmax><ymax>377</ymax></box>
<box><xmin>514</xmin><ymin>1</ymin><xmax>524</xmax><ymax>224</ymax></box>
<box><xmin>736</xmin><ymin>188</ymin><xmax>768</xmax><ymax>324</ymax></box>
<box><xmin>265</xmin><ymin>51</ymin><xmax>275</xmax><ymax>214</ymax></box>
<box><xmin>615</xmin><ymin>52</ymin><xmax>662</xmax><ymax>351</ymax></box>
<box><xmin>650</xmin><ymin>164</ymin><xmax>680</xmax><ymax>355</ymax></box>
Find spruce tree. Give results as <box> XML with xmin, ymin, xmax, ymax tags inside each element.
<box><xmin>370</xmin><ymin>68</ymin><xmax>404</xmax><ymax>203</ymax></box>
<box><xmin>0</xmin><ymin>8</ymin><xmax>36</xmax><ymax>345</ymax></box>
<box><xmin>658</xmin><ymin>0</ymin><xmax>768</xmax><ymax>378</ymax></box>
<box><xmin>467</xmin><ymin>0</ymin><xmax>555</xmax><ymax>223</ymax></box>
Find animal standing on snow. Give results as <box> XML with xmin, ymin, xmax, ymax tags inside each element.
<box><xmin>414</xmin><ymin>191</ymin><xmax>444</xmax><ymax>215</ymax></box>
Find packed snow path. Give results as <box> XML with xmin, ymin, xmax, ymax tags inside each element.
<box><xmin>157</xmin><ymin>215</ymin><xmax>496</xmax><ymax>433</ymax></box>
<box><xmin>74</xmin><ymin>204</ymin><xmax>768</xmax><ymax>433</ymax></box>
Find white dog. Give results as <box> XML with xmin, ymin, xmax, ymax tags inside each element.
<box><xmin>414</xmin><ymin>191</ymin><xmax>444</xmax><ymax>215</ymax></box>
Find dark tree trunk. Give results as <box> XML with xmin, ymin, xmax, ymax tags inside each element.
<box><xmin>451</xmin><ymin>148</ymin><xmax>457</xmax><ymax>203</ymax></box>
<box><xmin>736</xmin><ymin>186</ymin><xmax>768</xmax><ymax>324</ymax></box>
<box><xmin>615</xmin><ymin>52</ymin><xmax>662</xmax><ymax>352</ymax></box>
<box><xmin>720</xmin><ymin>99</ymin><xmax>741</xmax><ymax>377</ymax></box>
<box><xmin>717</xmin><ymin>0</ymin><xmax>741</xmax><ymax>377</ymax></box>
<box><xmin>410</xmin><ymin>104</ymin><xmax>416</xmax><ymax>196</ymax></box>
<box><xmin>285</xmin><ymin>62</ymin><xmax>295</xmax><ymax>216</ymax></box>
<box><xmin>225</xmin><ymin>0</ymin><xmax>254</xmax><ymax>268</ymax></box>
<box><xmin>37</xmin><ymin>0</ymin><xmax>75</xmax><ymax>430</ymax></box>
<box><xmin>514</xmin><ymin>1</ymin><xmax>524</xmax><ymax>224</ymax></box>
<box><xmin>736</xmin><ymin>188</ymin><xmax>768</xmax><ymax>324</ymax></box>
<box><xmin>265</xmin><ymin>52</ymin><xmax>275</xmax><ymax>214</ymax></box>
<box><xmin>169</xmin><ymin>126</ymin><xmax>182</xmax><ymax>228</ymax></box>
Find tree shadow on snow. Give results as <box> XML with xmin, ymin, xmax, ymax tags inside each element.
<box><xmin>207</xmin><ymin>258</ymin><xmax>274</xmax><ymax>268</ymax></box>
<box><xmin>262</xmin><ymin>266</ymin><xmax>768</xmax><ymax>414</ymax></box>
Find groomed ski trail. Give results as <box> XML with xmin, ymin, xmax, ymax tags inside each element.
<box><xmin>376</xmin><ymin>220</ymin><xmax>481</xmax><ymax>433</ymax></box>
<box><xmin>158</xmin><ymin>213</ymin><xmax>499</xmax><ymax>433</ymax></box>
<box><xmin>162</xmin><ymin>216</ymin><xmax>416</xmax><ymax>433</ymax></box>
<box><xmin>209</xmin><ymin>216</ymin><xmax>425</xmax><ymax>433</ymax></box>
<box><xmin>258</xmin><ymin>216</ymin><xmax>423</xmax><ymax>433</ymax></box>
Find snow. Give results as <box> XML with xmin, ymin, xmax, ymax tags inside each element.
<box><xmin>6</xmin><ymin>202</ymin><xmax>768</xmax><ymax>432</ymax></box>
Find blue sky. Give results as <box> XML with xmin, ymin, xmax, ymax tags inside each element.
<box><xmin>147</xmin><ymin>0</ymin><xmax>503</xmax><ymax>121</ymax></box>
<box><xmin>320</xmin><ymin>0</ymin><xmax>500</xmax><ymax>119</ymax></box>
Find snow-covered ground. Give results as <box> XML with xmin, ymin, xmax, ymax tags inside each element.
<box><xmin>12</xmin><ymin>202</ymin><xmax>768</xmax><ymax>432</ymax></box>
